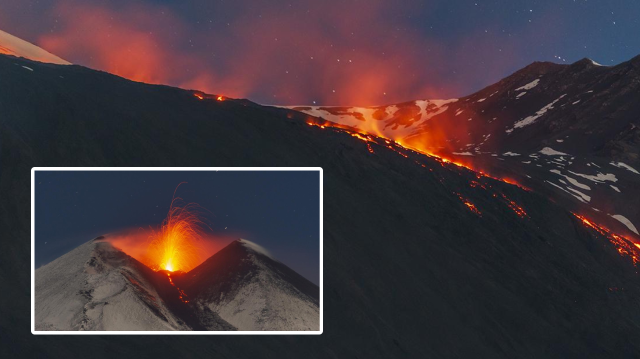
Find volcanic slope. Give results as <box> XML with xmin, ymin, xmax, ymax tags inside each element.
<box><xmin>176</xmin><ymin>239</ymin><xmax>319</xmax><ymax>331</ymax></box>
<box><xmin>288</xmin><ymin>55</ymin><xmax>640</xmax><ymax>240</ymax></box>
<box><xmin>3</xmin><ymin>53</ymin><xmax>640</xmax><ymax>357</ymax></box>
<box><xmin>34</xmin><ymin>238</ymin><xmax>230</xmax><ymax>331</ymax></box>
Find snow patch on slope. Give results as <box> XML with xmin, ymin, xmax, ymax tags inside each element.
<box><xmin>610</xmin><ymin>215</ymin><xmax>639</xmax><ymax>235</ymax></box>
<box><xmin>506</xmin><ymin>94</ymin><xmax>566</xmax><ymax>133</ymax></box>
<box><xmin>238</xmin><ymin>238</ymin><xmax>275</xmax><ymax>260</ymax></box>
<box><xmin>610</xmin><ymin>162</ymin><xmax>640</xmax><ymax>175</ymax></box>
<box><xmin>539</xmin><ymin>147</ymin><xmax>569</xmax><ymax>156</ymax></box>
<box><xmin>35</xmin><ymin>239</ymin><xmax>187</xmax><ymax>331</ymax></box>
<box><xmin>515</xmin><ymin>79</ymin><xmax>540</xmax><ymax>91</ymax></box>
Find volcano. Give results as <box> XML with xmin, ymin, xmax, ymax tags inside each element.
<box><xmin>5</xmin><ymin>38</ymin><xmax>640</xmax><ymax>356</ymax></box>
<box><xmin>34</xmin><ymin>237</ymin><xmax>318</xmax><ymax>331</ymax></box>
<box><xmin>286</xmin><ymin>55</ymin><xmax>640</xmax><ymax>241</ymax></box>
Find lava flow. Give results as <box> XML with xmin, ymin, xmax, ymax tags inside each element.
<box><xmin>455</xmin><ymin>193</ymin><xmax>481</xmax><ymax>216</ymax></box>
<box><xmin>145</xmin><ymin>183</ymin><xmax>208</xmax><ymax>273</ymax></box>
<box><xmin>166</xmin><ymin>272</ymin><xmax>190</xmax><ymax>303</ymax></box>
<box><xmin>193</xmin><ymin>92</ymin><xmax>224</xmax><ymax>101</ymax></box>
<box><xmin>305</xmin><ymin>118</ymin><xmax>527</xmax><ymax>190</ymax></box>
<box><xmin>574</xmin><ymin>214</ymin><xmax>640</xmax><ymax>265</ymax></box>
<box><xmin>304</xmin><ymin>116</ymin><xmax>640</xmax><ymax>266</ymax></box>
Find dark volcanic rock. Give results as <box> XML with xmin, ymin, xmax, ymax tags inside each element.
<box><xmin>3</xmin><ymin>54</ymin><xmax>640</xmax><ymax>358</ymax></box>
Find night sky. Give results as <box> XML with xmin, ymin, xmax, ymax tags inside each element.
<box><xmin>1</xmin><ymin>0</ymin><xmax>638</xmax><ymax>106</ymax></box>
<box><xmin>34</xmin><ymin>170</ymin><xmax>321</xmax><ymax>284</ymax></box>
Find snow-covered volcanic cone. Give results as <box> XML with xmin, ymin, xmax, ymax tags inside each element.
<box><xmin>176</xmin><ymin>239</ymin><xmax>320</xmax><ymax>331</ymax></box>
<box><xmin>34</xmin><ymin>237</ymin><xmax>319</xmax><ymax>331</ymax></box>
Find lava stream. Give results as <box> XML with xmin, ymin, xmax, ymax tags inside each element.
<box><xmin>166</xmin><ymin>272</ymin><xmax>190</xmax><ymax>303</ymax></box>
<box><xmin>303</xmin><ymin>117</ymin><xmax>640</xmax><ymax>264</ymax></box>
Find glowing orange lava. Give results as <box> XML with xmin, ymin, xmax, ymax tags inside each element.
<box><xmin>455</xmin><ymin>193</ymin><xmax>481</xmax><ymax>216</ymax></box>
<box><xmin>193</xmin><ymin>92</ymin><xmax>225</xmax><ymax>102</ymax></box>
<box><xmin>305</xmin><ymin>118</ymin><xmax>527</xmax><ymax>190</ymax></box>
<box><xmin>166</xmin><ymin>272</ymin><xmax>190</xmax><ymax>303</ymax></box>
<box><xmin>304</xmin><ymin>116</ymin><xmax>640</xmax><ymax>265</ymax></box>
<box><xmin>494</xmin><ymin>192</ymin><xmax>528</xmax><ymax>218</ymax></box>
<box><xmin>574</xmin><ymin>214</ymin><xmax>640</xmax><ymax>265</ymax></box>
<box><xmin>146</xmin><ymin>183</ymin><xmax>208</xmax><ymax>272</ymax></box>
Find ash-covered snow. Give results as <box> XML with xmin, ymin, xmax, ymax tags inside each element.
<box><xmin>35</xmin><ymin>239</ymin><xmax>188</xmax><ymax>331</ymax></box>
<box><xmin>185</xmin><ymin>239</ymin><xmax>319</xmax><ymax>332</ymax></box>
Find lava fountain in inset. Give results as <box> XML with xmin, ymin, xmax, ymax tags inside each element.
<box><xmin>145</xmin><ymin>183</ymin><xmax>209</xmax><ymax>272</ymax></box>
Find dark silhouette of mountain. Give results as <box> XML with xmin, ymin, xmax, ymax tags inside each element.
<box><xmin>3</xmin><ymin>52</ymin><xmax>640</xmax><ymax>357</ymax></box>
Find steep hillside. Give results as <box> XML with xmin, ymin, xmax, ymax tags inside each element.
<box><xmin>3</xmin><ymin>54</ymin><xmax>640</xmax><ymax>357</ymax></box>
<box><xmin>288</xmin><ymin>56</ymin><xmax>640</xmax><ymax>240</ymax></box>
<box><xmin>177</xmin><ymin>239</ymin><xmax>319</xmax><ymax>331</ymax></box>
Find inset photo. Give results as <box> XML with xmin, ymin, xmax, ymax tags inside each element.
<box><xmin>31</xmin><ymin>168</ymin><xmax>322</xmax><ymax>334</ymax></box>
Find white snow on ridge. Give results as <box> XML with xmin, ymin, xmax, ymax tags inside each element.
<box><xmin>568</xmin><ymin>170</ymin><xmax>617</xmax><ymax>183</ymax></box>
<box><xmin>284</xmin><ymin>99</ymin><xmax>457</xmax><ymax>142</ymax></box>
<box><xmin>502</xmin><ymin>152</ymin><xmax>520</xmax><ymax>156</ymax></box>
<box><xmin>545</xmin><ymin>180</ymin><xmax>589</xmax><ymax>203</ymax></box>
<box><xmin>566</xmin><ymin>186</ymin><xmax>591</xmax><ymax>203</ymax></box>
<box><xmin>539</xmin><ymin>147</ymin><xmax>569</xmax><ymax>156</ymax></box>
<box><xmin>238</xmin><ymin>239</ymin><xmax>275</xmax><ymax>260</ymax></box>
<box><xmin>203</xmin><ymin>239</ymin><xmax>319</xmax><ymax>331</ymax></box>
<box><xmin>515</xmin><ymin>79</ymin><xmax>540</xmax><ymax>91</ymax></box>
<box><xmin>550</xmin><ymin>169</ymin><xmax>591</xmax><ymax>190</ymax></box>
<box><xmin>590</xmin><ymin>59</ymin><xmax>603</xmax><ymax>66</ymax></box>
<box><xmin>610</xmin><ymin>215</ymin><xmax>639</xmax><ymax>235</ymax></box>
<box><xmin>507</xmin><ymin>94</ymin><xmax>566</xmax><ymax>133</ymax></box>
<box><xmin>610</xmin><ymin>161</ymin><xmax>640</xmax><ymax>175</ymax></box>
<box><xmin>0</xmin><ymin>29</ymin><xmax>70</xmax><ymax>65</ymax></box>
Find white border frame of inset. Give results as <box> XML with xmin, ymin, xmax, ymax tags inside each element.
<box><xmin>31</xmin><ymin>167</ymin><xmax>323</xmax><ymax>335</ymax></box>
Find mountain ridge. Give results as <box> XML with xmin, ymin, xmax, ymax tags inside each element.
<box><xmin>284</xmin><ymin>54</ymin><xmax>640</xmax><ymax>240</ymax></box>
<box><xmin>4</xmin><ymin>51</ymin><xmax>640</xmax><ymax>356</ymax></box>
<box><xmin>34</xmin><ymin>237</ymin><xmax>318</xmax><ymax>331</ymax></box>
